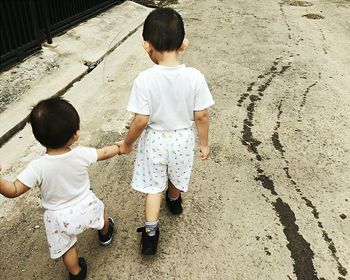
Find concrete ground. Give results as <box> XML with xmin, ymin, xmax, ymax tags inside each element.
<box><xmin>0</xmin><ymin>0</ymin><xmax>349</xmax><ymax>279</ymax></box>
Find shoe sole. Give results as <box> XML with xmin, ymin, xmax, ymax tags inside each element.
<box><xmin>99</xmin><ymin>218</ymin><xmax>115</xmax><ymax>246</ymax></box>
<box><xmin>141</xmin><ymin>247</ymin><xmax>156</xmax><ymax>255</ymax></box>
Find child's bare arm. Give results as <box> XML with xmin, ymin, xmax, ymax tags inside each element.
<box><xmin>119</xmin><ymin>114</ymin><xmax>149</xmax><ymax>154</ymax></box>
<box><xmin>0</xmin><ymin>177</ymin><xmax>30</xmax><ymax>198</ymax></box>
<box><xmin>194</xmin><ymin>109</ymin><xmax>210</xmax><ymax>160</ymax></box>
<box><xmin>97</xmin><ymin>144</ymin><xmax>120</xmax><ymax>161</ymax></box>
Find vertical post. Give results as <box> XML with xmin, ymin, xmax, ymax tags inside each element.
<box><xmin>41</xmin><ymin>0</ymin><xmax>52</xmax><ymax>44</ymax></box>
<box><xmin>28</xmin><ymin>0</ymin><xmax>41</xmax><ymax>46</ymax></box>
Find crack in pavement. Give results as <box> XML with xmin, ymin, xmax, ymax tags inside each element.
<box><xmin>318</xmin><ymin>28</ymin><xmax>328</xmax><ymax>54</ymax></box>
<box><xmin>280</xmin><ymin>3</ymin><xmax>292</xmax><ymax>40</ymax></box>
<box><xmin>298</xmin><ymin>73</ymin><xmax>321</xmax><ymax>122</ymax></box>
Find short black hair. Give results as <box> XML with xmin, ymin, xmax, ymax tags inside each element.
<box><xmin>142</xmin><ymin>7</ymin><xmax>185</xmax><ymax>52</ymax></box>
<box><xmin>30</xmin><ymin>97</ymin><xmax>80</xmax><ymax>149</ymax></box>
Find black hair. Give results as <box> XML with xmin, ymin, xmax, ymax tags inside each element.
<box><xmin>142</xmin><ymin>7</ymin><xmax>185</xmax><ymax>52</ymax></box>
<box><xmin>29</xmin><ymin>97</ymin><xmax>80</xmax><ymax>149</ymax></box>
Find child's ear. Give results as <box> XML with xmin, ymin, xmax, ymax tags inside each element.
<box><xmin>179</xmin><ymin>38</ymin><xmax>189</xmax><ymax>53</ymax></box>
<box><xmin>73</xmin><ymin>131</ymin><xmax>80</xmax><ymax>142</ymax></box>
<box><xmin>143</xmin><ymin>41</ymin><xmax>152</xmax><ymax>54</ymax></box>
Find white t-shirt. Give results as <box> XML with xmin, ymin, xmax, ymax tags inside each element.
<box><xmin>18</xmin><ymin>146</ymin><xmax>97</xmax><ymax>210</ymax></box>
<box><xmin>127</xmin><ymin>64</ymin><xmax>214</xmax><ymax>131</ymax></box>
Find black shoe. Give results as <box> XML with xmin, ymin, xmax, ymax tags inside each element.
<box><xmin>165</xmin><ymin>190</ymin><xmax>183</xmax><ymax>214</ymax></box>
<box><xmin>69</xmin><ymin>257</ymin><xmax>87</xmax><ymax>280</ymax></box>
<box><xmin>98</xmin><ymin>217</ymin><xmax>115</xmax><ymax>246</ymax></box>
<box><xmin>137</xmin><ymin>226</ymin><xmax>159</xmax><ymax>255</ymax></box>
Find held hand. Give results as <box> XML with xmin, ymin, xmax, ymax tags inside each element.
<box><xmin>199</xmin><ymin>145</ymin><xmax>210</xmax><ymax>160</ymax></box>
<box><xmin>116</xmin><ymin>140</ymin><xmax>133</xmax><ymax>155</ymax></box>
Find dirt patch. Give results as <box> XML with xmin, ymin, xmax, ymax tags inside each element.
<box><xmin>303</xmin><ymin>13</ymin><xmax>325</xmax><ymax>19</ymax></box>
<box><xmin>0</xmin><ymin>52</ymin><xmax>60</xmax><ymax>113</ymax></box>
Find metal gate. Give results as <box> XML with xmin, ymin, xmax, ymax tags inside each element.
<box><xmin>0</xmin><ymin>0</ymin><xmax>124</xmax><ymax>70</ymax></box>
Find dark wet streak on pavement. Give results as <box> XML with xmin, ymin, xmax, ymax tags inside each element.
<box><xmin>274</xmin><ymin>198</ymin><xmax>318</xmax><ymax>280</ymax></box>
<box><xmin>272</xmin><ymin>82</ymin><xmax>348</xmax><ymax>278</ymax></box>
<box><xmin>238</xmin><ymin>57</ymin><xmax>321</xmax><ymax>279</ymax></box>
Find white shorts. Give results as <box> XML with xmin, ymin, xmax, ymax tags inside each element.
<box><xmin>43</xmin><ymin>191</ymin><xmax>105</xmax><ymax>259</ymax></box>
<box><xmin>131</xmin><ymin>127</ymin><xmax>195</xmax><ymax>194</ymax></box>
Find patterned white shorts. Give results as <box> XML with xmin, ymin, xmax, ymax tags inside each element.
<box><xmin>131</xmin><ymin>127</ymin><xmax>195</xmax><ymax>194</ymax></box>
<box><xmin>43</xmin><ymin>191</ymin><xmax>105</xmax><ymax>259</ymax></box>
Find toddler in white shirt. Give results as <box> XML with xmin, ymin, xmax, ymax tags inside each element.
<box><xmin>0</xmin><ymin>97</ymin><xmax>120</xmax><ymax>280</ymax></box>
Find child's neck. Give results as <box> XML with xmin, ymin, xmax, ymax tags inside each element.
<box><xmin>157</xmin><ymin>51</ymin><xmax>181</xmax><ymax>67</ymax></box>
<box><xmin>46</xmin><ymin>146</ymin><xmax>71</xmax><ymax>155</ymax></box>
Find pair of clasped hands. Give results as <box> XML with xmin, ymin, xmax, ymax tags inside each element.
<box><xmin>115</xmin><ymin>140</ymin><xmax>132</xmax><ymax>155</ymax></box>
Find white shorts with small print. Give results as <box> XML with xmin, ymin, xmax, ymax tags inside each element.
<box><xmin>43</xmin><ymin>191</ymin><xmax>105</xmax><ymax>259</ymax></box>
<box><xmin>131</xmin><ymin>126</ymin><xmax>195</xmax><ymax>194</ymax></box>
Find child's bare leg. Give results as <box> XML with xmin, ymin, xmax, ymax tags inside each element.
<box><xmin>167</xmin><ymin>180</ymin><xmax>180</xmax><ymax>198</ymax></box>
<box><xmin>62</xmin><ymin>244</ymin><xmax>80</xmax><ymax>275</ymax></box>
<box><xmin>145</xmin><ymin>192</ymin><xmax>162</xmax><ymax>221</ymax></box>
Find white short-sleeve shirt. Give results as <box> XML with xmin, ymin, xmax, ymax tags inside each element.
<box><xmin>127</xmin><ymin>64</ymin><xmax>214</xmax><ymax>131</ymax></box>
<box><xmin>18</xmin><ymin>146</ymin><xmax>97</xmax><ymax>210</ymax></box>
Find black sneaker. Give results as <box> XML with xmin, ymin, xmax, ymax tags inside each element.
<box><xmin>165</xmin><ymin>190</ymin><xmax>183</xmax><ymax>214</ymax></box>
<box><xmin>137</xmin><ymin>226</ymin><xmax>160</xmax><ymax>255</ymax></box>
<box><xmin>69</xmin><ymin>257</ymin><xmax>87</xmax><ymax>280</ymax></box>
<box><xmin>98</xmin><ymin>217</ymin><xmax>115</xmax><ymax>246</ymax></box>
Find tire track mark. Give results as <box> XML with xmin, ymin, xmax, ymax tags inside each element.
<box><xmin>238</xmin><ymin>57</ymin><xmax>320</xmax><ymax>279</ymax></box>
